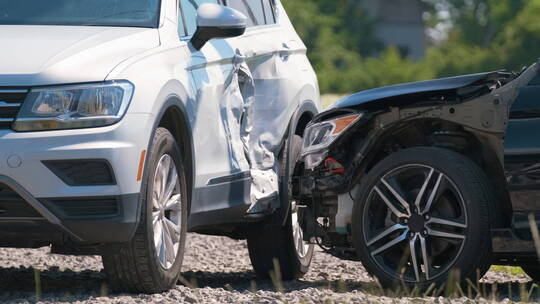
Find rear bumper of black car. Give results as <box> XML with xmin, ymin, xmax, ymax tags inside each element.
<box><xmin>0</xmin><ymin>175</ymin><xmax>140</xmax><ymax>248</ymax></box>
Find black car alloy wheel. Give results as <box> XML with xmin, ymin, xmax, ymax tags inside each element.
<box><xmin>363</xmin><ymin>164</ymin><xmax>467</xmax><ymax>283</ymax></box>
<box><xmin>353</xmin><ymin>147</ymin><xmax>493</xmax><ymax>289</ymax></box>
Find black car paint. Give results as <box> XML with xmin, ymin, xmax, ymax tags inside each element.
<box><xmin>332</xmin><ymin>71</ymin><xmax>510</xmax><ymax>109</ymax></box>
<box><xmin>501</xmin><ymin>70</ymin><xmax>540</xmax><ymax>256</ymax></box>
<box><xmin>296</xmin><ymin>62</ymin><xmax>540</xmax><ymax>264</ymax></box>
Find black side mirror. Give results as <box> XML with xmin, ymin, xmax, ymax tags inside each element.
<box><xmin>191</xmin><ymin>4</ymin><xmax>247</xmax><ymax>50</ymax></box>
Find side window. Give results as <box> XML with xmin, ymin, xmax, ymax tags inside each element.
<box><xmin>262</xmin><ymin>0</ymin><xmax>275</xmax><ymax>24</ymax></box>
<box><xmin>224</xmin><ymin>0</ymin><xmax>265</xmax><ymax>27</ymax></box>
<box><xmin>179</xmin><ymin>0</ymin><xmax>219</xmax><ymax>37</ymax></box>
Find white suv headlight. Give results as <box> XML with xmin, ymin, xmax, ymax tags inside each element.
<box><xmin>13</xmin><ymin>81</ymin><xmax>134</xmax><ymax>131</ymax></box>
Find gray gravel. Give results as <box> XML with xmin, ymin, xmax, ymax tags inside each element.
<box><xmin>0</xmin><ymin>233</ymin><xmax>536</xmax><ymax>303</ymax></box>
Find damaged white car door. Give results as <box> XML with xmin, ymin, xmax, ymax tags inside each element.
<box><xmin>187</xmin><ymin>1</ymin><xmax>312</xmax><ymax>215</ymax></box>
<box><xmin>233</xmin><ymin>1</ymin><xmax>319</xmax><ymax>213</ymax></box>
<box><xmin>181</xmin><ymin>1</ymin><xmax>252</xmax><ymax>215</ymax></box>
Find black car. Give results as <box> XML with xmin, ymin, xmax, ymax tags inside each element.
<box><xmin>293</xmin><ymin>62</ymin><xmax>540</xmax><ymax>289</ymax></box>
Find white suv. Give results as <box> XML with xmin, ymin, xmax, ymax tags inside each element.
<box><xmin>0</xmin><ymin>0</ymin><xmax>320</xmax><ymax>293</ymax></box>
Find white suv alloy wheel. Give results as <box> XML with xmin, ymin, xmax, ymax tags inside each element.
<box><xmin>152</xmin><ymin>154</ymin><xmax>182</xmax><ymax>269</ymax></box>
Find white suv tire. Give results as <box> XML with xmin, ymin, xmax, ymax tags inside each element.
<box><xmin>102</xmin><ymin>127</ymin><xmax>188</xmax><ymax>293</ymax></box>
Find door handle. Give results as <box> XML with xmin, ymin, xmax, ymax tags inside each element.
<box><xmin>279</xmin><ymin>42</ymin><xmax>291</xmax><ymax>61</ymax></box>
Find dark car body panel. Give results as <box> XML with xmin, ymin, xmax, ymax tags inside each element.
<box><xmin>332</xmin><ymin>71</ymin><xmax>508</xmax><ymax>109</ymax></box>
<box><xmin>504</xmin><ymin>69</ymin><xmax>540</xmax><ymax>215</ymax></box>
<box><xmin>296</xmin><ymin>62</ymin><xmax>540</xmax><ymax>264</ymax></box>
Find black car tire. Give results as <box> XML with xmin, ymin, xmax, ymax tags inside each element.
<box><xmin>247</xmin><ymin>135</ymin><xmax>314</xmax><ymax>280</ymax></box>
<box><xmin>352</xmin><ymin>147</ymin><xmax>493</xmax><ymax>289</ymax></box>
<box><xmin>102</xmin><ymin>128</ymin><xmax>188</xmax><ymax>293</ymax></box>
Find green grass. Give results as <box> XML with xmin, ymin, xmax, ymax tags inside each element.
<box><xmin>490</xmin><ymin>265</ymin><xmax>527</xmax><ymax>276</ymax></box>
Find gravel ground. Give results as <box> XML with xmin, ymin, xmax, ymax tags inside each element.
<box><xmin>0</xmin><ymin>233</ymin><xmax>536</xmax><ymax>304</ymax></box>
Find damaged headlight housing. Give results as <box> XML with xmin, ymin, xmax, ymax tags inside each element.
<box><xmin>13</xmin><ymin>81</ymin><xmax>134</xmax><ymax>131</ymax></box>
<box><xmin>302</xmin><ymin>113</ymin><xmax>362</xmax><ymax>169</ymax></box>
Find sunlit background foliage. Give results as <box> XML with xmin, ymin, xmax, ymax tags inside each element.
<box><xmin>282</xmin><ymin>0</ymin><xmax>540</xmax><ymax>94</ymax></box>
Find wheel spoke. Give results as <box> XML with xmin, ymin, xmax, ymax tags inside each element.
<box><xmin>159</xmin><ymin>223</ymin><xmax>167</xmax><ymax>264</ymax></box>
<box><xmin>420</xmin><ymin>236</ymin><xmax>430</xmax><ymax>280</ymax></box>
<box><xmin>367</xmin><ymin>224</ymin><xmax>407</xmax><ymax>246</ymax></box>
<box><xmin>162</xmin><ymin>165</ymin><xmax>178</xmax><ymax>205</ymax></box>
<box><xmin>152</xmin><ymin>211</ymin><xmax>160</xmax><ymax>224</ymax></box>
<box><xmin>164</xmin><ymin>218</ymin><xmax>180</xmax><ymax>238</ymax></box>
<box><xmin>371</xmin><ymin>230</ymin><xmax>408</xmax><ymax>256</ymax></box>
<box><xmin>163</xmin><ymin>223</ymin><xmax>175</xmax><ymax>265</ymax></box>
<box><xmin>152</xmin><ymin>187</ymin><xmax>161</xmax><ymax>210</ymax></box>
<box><xmin>293</xmin><ymin>226</ymin><xmax>300</xmax><ymax>243</ymax></box>
<box><xmin>296</xmin><ymin>227</ymin><xmax>305</xmax><ymax>256</ymax></box>
<box><xmin>164</xmin><ymin>194</ymin><xmax>181</xmax><ymax>211</ymax></box>
<box><xmin>381</xmin><ymin>178</ymin><xmax>411</xmax><ymax>215</ymax></box>
<box><xmin>409</xmin><ymin>234</ymin><xmax>421</xmax><ymax>282</ymax></box>
<box><xmin>428</xmin><ymin>217</ymin><xmax>467</xmax><ymax>229</ymax></box>
<box><xmin>159</xmin><ymin>158</ymin><xmax>170</xmax><ymax>206</ymax></box>
<box><xmin>291</xmin><ymin>210</ymin><xmax>298</xmax><ymax>223</ymax></box>
<box><xmin>427</xmin><ymin>227</ymin><xmax>465</xmax><ymax>240</ymax></box>
<box><xmin>422</xmin><ymin>173</ymin><xmax>444</xmax><ymax>214</ymax></box>
<box><xmin>154</xmin><ymin>164</ymin><xmax>165</xmax><ymax>203</ymax></box>
<box><xmin>154</xmin><ymin>220</ymin><xmax>164</xmax><ymax>259</ymax></box>
<box><xmin>414</xmin><ymin>168</ymin><xmax>435</xmax><ymax>210</ymax></box>
<box><xmin>374</xmin><ymin>186</ymin><xmax>408</xmax><ymax>218</ymax></box>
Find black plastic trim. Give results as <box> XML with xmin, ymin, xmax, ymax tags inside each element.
<box><xmin>188</xmin><ymin>204</ymin><xmax>250</xmax><ymax>233</ymax></box>
<box><xmin>207</xmin><ymin>171</ymin><xmax>251</xmax><ymax>186</ymax></box>
<box><xmin>42</xmin><ymin>159</ymin><xmax>117</xmax><ymax>186</ymax></box>
<box><xmin>41</xmin><ymin>196</ymin><xmax>120</xmax><ymax>219</ymax></box>
<box><xmin>0</xmin><ymin>175</ymin><xmax>81</xmax><ymax>240</ymax></box>
<box><xmin>191</xmin><ymin>26</ymin><xmax>246</xmax><ymax>50</ymax></box>
<box><xmin>39</xmin><ymin>193</ymin><xmax>140</xmax><ymax>243</ymax></box>
<box><xmin>0</xmin><ymin>176</ymin><xmax>141</xmax><ymax>243</ymax></box>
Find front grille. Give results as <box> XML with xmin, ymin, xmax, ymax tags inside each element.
<box><xmin>0</xmin><ymin>88</ymin><xmax>27</xmax><ymax>129</ymax></box>
<box><xmin>0</xmin><ymin>183</ymin><xmax>42</xmax><ymax>218</ymax></box>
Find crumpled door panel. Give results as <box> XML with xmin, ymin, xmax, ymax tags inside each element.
<box><xmin>236</xmin><ymin>41</ymin><xmax>318</xmax><ymax>213</ymax></box>
<box><xmin>217</xmin><ymin>52</ymin><xmax>282</xmax><ymax>213</ymax></box>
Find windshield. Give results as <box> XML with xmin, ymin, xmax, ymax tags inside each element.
<box><xmin>0</xmin><ymin>0</ymin><xmax>161</xmax><ymax>28</ymax></box>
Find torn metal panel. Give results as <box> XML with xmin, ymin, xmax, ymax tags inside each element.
<box><xmin>236</xmin><ymin>35</ymin><xmax>320</xmax><ymax>213</ymax></box>
<box><xmin>219</xmin><ymin>55</ymin><xmax>251</xmax><ymax>173</ymax></box>
<box><xmin>215</xmin><ymin>53</ymin><xmax>280</xmax><ymax>213</ymax></box>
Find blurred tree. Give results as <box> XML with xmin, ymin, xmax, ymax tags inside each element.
<box><xmin>422</xmin><ymin>0</ymin><xmax>525</xmax><ymax>46</ymax></box>
<box><xmin>281</xmin><ymin>0</ymin><xmax>382</xmax><ymax>92</ymax></box>
<box><xmin>495</xmin><ymin>0</ymin><xmax>540</xmax><ymax>71</ymax></box>
<box><xmin>281</xmin><ymin>0</ymin><xmax>538</xmax><ymax>94</ymax></box>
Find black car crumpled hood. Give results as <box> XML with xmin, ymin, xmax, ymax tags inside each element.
<box><xmin>331</xmin><ymin>71</ymin><xmax>509</xmax><ymax>109</ymax></box>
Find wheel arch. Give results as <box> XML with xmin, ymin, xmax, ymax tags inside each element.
<box><xmin>356</xmin><ymin>118</ymin><xmax>511</xmax><ymax>228</ymax></box>
<box><xmin>277</xmin><ymin>100</ymin><xmax>319</xmax><ymax>225</ymax></box>
<box><xmin>152</xmin><ymin>97</ymin><xmax>195</xmax><ymax>216</ymax></box>
<box><xmin>290</xmin><ymin>100</ymin><xmax>319</xmax><ymax>137</ymax></box>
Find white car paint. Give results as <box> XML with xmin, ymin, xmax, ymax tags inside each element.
<box><xmin>0</xmin><ymin>0</ymin><xmax>320</xmax><ymax>229</ymax></box>
<box><xmin>0</xmin><ymin>26</ymin><xmax>160</xmax><ymax>86</ymax></box>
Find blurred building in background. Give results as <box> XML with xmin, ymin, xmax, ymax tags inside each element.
<box><xmin>363</xmin><ymin>0</ymin><xmax>426</xmax><ymax>59</ymax></box>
